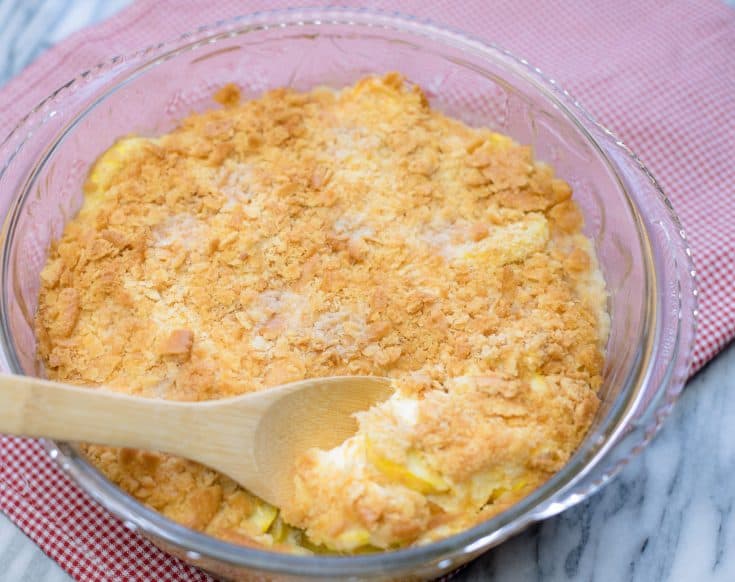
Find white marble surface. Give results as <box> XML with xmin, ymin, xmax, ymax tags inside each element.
<box><xmin>1</xmin><ymin>1</ymin><xmax>734</xmax><ymax>581</ymax></box>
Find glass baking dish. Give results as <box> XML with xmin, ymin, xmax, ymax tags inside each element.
<box><xmin>0</xmin><ymin>8</ymin><xmax>696</xmax><ymax>581</ymax></box>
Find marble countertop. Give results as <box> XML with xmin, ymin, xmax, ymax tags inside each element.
<box><xmin>1</xmin><ymin>1</ymin><xmax>734</xmax><ymax>581</ymax></box>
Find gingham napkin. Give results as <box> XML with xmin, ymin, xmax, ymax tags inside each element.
<box><xmin>0</xmin><ymin>1</ymin><xmax>733</xmax><ymax>580</ymax></box>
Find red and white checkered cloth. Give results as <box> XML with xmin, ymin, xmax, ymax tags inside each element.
<box><xmin>0</xmin><ymin>1</ymin><xmax>733</xmax><ymax>580</ymax></box>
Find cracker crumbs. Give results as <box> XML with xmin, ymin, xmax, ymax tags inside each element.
<box><xmin>36</xmin><ymin>73</ymin><xmax>609</xmax><ymax>553</ymax></box>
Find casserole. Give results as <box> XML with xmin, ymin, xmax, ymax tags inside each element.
<box><xmin>0</xmin><ymin>9</ymin><xmax>696</xmax><ymax>580</ymax></box>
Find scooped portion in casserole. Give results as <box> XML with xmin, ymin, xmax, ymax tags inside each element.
<box><xmin>36</xmin><ymin>73</ymin><xmax>608</xmax><ymax>553</ymax></box>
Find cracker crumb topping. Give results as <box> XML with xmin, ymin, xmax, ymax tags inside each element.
<box><xmin>36</xmin><ymin>73</ymin><xmax>609</xmax><ymax>553</ymax></box>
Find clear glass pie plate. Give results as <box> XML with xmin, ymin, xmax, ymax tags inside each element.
<box><xmin>0</xmin><ymin>8</ymin><xmax>696</xmax><ymax>581</ymax></box>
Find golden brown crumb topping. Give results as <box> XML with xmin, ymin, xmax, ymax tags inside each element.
<box><xmin>36</xmin><ymin>73</ymin><xmax>608</xmax><ymax>552</ymax></box>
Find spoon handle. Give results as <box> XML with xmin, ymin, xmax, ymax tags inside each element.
<box><xmin>0</xmin><ymin>372</ymin><xmax>197</xmax><ymax>453</ymax></box>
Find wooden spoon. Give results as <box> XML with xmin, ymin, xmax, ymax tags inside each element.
<box><xmin>0</xmin><ymin>373</ymin><xmax>392</xmax><ymax>506</ymax></box>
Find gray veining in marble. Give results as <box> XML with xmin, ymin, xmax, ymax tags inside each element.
<box><xmin>1</xmin><ymin>1</ymin><xmax>734</xmax><ymax>581</ymax></box>
<box><xmin>0</xmin><ymin>0</ymin><xmax>130</xmax><ymax>86</ymax></box>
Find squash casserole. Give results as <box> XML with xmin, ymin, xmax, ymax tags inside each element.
<box><xmin>36</xmin><ymin>73</ymin><xmax>609</xmax><ymax>553</ymax></box>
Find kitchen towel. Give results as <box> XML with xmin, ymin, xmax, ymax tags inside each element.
<box><xmin>0</xmin><ymin>1</ymin><xmax>733</xmax><ymax>580</ymax></box>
